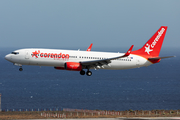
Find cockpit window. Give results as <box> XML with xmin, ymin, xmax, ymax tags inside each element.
<box><xmin>11</xmin><ymin>52</ymin><xmax>19</xmax><ymax>55</ymax></box>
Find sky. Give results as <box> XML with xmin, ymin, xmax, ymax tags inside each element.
<box><xmin>0</xmin><ymin>0</ymin><xmax>180</xmax><ymax>50</ymax></box>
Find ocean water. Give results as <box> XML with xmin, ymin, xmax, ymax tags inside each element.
<box><xmin>0</xmin><ymin>47</ymin><xmax>180</xmax><ymax>111</ymax></box>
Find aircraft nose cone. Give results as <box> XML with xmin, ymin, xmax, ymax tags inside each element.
<box><xmin>5</xmin><ymin>54</ymin><xmax>11</xmax><ymax>61</ymax></box>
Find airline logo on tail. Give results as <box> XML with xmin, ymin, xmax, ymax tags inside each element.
<box><xmin>145</xmin><ymin>44</ymin><xmax>153</xmax><ymax>54</ymax></box>
<box><xmin>144</xmin><ymin>27</ymin><xmax>165</xmax><ymax>55</ymax></box>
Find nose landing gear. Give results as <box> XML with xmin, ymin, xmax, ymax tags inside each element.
<box><xmin>19</xmin><ymin>67</ymin><xmax>23</xmax><ymax>71</ymax></box>
<box><xmin>13</xmin><ymin>63</ymin><xmax>23</xmax><ymax>71</ymax></box>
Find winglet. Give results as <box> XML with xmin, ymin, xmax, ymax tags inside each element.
<box><xmin>87</xmin><ymin>43</ymin><xmax>93</xmax><ymax>51</ymax></box>
<box><xmin>123</xmin><ymin>45</ymin><xmax>134</xmax><ymax>57</ymax></box>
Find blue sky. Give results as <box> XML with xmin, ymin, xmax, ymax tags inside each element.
<box><xmin>0</xmin><ymin>0</ymin><xmax>180</xmax><ymax>50</ymax></box>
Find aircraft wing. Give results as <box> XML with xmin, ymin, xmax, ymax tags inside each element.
<box><xmin>80</xmin><ymin>45</ymin><xmax>134</xmax><ymax>68</ymax></box>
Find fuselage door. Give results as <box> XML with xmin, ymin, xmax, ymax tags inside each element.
<box><xmin>136</xmin><ymin>58</ymin><xmax>140</xmax><ymax>67</ymax></box>
<box><xmin>25</xmin><ymin>51</ymin><xmax>29</xmax><ymax>59</ymax></box>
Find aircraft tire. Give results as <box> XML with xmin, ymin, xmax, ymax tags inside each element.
<box><xmin>86</xmin><ymin>71</ymin><xmax>92</xmax><ymax>76</ymax></box>
<box><xmin>80</xmin><ymin>70</ymin><xmax>85</xmax><ymax>75</ymax></box>
<box><xmin>19</xmin><ymin>68</ymin><xmax>23</xmax><ymax>71</ymax></box>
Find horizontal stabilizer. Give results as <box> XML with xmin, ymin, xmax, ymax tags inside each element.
<box><xmin>148</xmin><ymin>56</ymin><xmax>175</xmax><ymax>60</ymax></box>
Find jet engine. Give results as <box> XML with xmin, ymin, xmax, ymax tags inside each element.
<box><xmin>64</xmin><ymin>62</ymin><xmax>82</xmax><ymax>71</ymax></box>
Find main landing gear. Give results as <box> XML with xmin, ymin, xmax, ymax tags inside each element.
<box><xmin>80</xmin><ymin>70</ymin><xmax>92</xmax><ymax>76</ymax></box>
<box><xmin>80</xmin><ymin>70</ymin><xmax>85</xmax><ymax>75</ymax></box>
<box><xmin>86</xmin><ymin>71</ymin><xmax>92</xmax><ymax>76</ymax></box>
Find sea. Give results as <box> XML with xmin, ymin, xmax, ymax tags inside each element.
<box><xmin>0</xmin><ymin>47</ymin><xmax>180</xmax><ymax>111</ymax></box>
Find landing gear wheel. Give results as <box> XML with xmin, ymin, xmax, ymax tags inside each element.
<box><xmin>80</xmin><ymin>70</ymin><xmax>85</xmax><ymax>75</ymax></box>
<box><xmin>86</xmin><ymin>71</ymin><xmax>92</xmax><ymax>76</ymax></box>
<box><xmin>19</xmin><ymin>68</ymin><xmax>23</xmax><ymax>71</ymax></box>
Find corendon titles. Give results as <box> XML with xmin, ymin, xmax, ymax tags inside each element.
<box><xmin>151</xmin><ymin>28</ymin><xmax>165</xmax><ymax>48</ymax></box>
<box><xmin>32</xmin><ymin>50</ymin><xmax>69</xmax><ymax>59</ymax></box>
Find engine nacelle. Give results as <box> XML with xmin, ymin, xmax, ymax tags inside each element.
<box><xmin>64</xmin><ymin>62</ymin><xmax>82</xmax><ymax>71</ymax></box>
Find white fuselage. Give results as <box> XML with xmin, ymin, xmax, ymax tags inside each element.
<box><xmin>5</xmin><ymin>48</ymin><xmax>152</xmax><ymax>70</ymax></box>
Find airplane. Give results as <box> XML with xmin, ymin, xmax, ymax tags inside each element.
<box><xmin>5</xmin><ymin>26</ymin><xmax>174</xmax><ymax>76</ymax></box>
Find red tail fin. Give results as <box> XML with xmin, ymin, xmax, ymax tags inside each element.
<box><xmin>131</xmin><ymin>26</ymin><xmax>168</xmax><ymax>57</ymax></box>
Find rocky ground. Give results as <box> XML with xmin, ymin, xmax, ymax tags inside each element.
<box><xmin>0</xmin><ymin>110</ymin><xmax>180</xmax><ymax>119</ymax></box>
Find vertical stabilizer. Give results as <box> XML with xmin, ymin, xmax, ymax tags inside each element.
<box><xmin>132</xmin><ymin>26</ymin><xmax>168</xmax><ymax>57</ymax></box>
